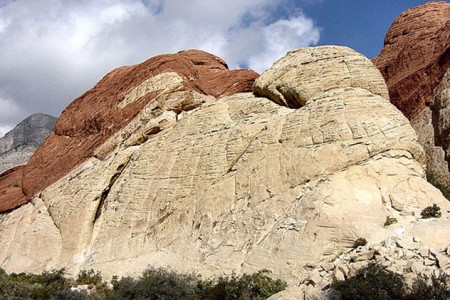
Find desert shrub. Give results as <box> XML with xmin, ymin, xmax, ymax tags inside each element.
<box><xmin>421</xmin><ymin>204</ymin><xmax>442</xmax><ymax>219</ymax></box>
<box><xmin>108</xmin><ymin>267</ymin><xmax>199</xmax><ymax>300</ymax></box>
<box><xmin>0</xmin><ymin>268</ymin><xmax>77</xmax><ymax>299</ymax></box>
<box><xmin>384</xmin><ymin>216</ymin><xmax>398</xmax><ymax>226</ymax></box>
<box><xmin>408</xmin><ymin>273</ymin><xmax>450</xmax><ymax>300</ymax></box>
<box><xmin>199</xmin><ymin>269</ymin><xmax>287</xmax><ymax>300</ymax></box>
<box><xmin>0</xmin><ymin>267</ymin><xmax>286</xmax><ymax>300</ymax></box>
<box><xmin>426</xmin><ymin>171</ymin><xmax>450</xmax><ymax>201</ymax></box>
<box><xmin>352</xmin><ymin>238</ymin><xmax>367</xmax><ymax>249</ymax></box>
<box><xmin>77</xmin><ymin>269</ymin><xmax>103</xmax><ymax>286</ymax></box>
<box><xmin>330</xmin><ymin>263</ymin><xmax>406</xmax><ymax>300</ymax></box>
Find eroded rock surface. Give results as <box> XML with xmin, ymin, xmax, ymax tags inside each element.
<box><xmin>412</xmin><ymin>70</ymin><xmax>450</xmax><ymax>186</ymax></box>
<box><xmin>373</xmin><ymin>1</ymin><xmax>450</xmax><ymax>120</ymax></box>
<box><xmin>1</xmin><ymin>47</ymin><xmax>448</xmax><ymax>286</ymax></box>
<box><xmin>0</xmin><ymin>50</ymin><xmax>258</xmax><ymax>212</ymax></box>
<box><xmin>0</xmin><ymin>114</ymin><xmax>56</xmax><ymax>211</ymax></box>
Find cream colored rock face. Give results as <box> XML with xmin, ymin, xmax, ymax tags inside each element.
<box><xmin>1</xmin><ymin>46</ymin><xmax>448</xmax><ymax>285</ymax></box>
<box><xmin>253</xmin><ymin>46</ymin><xmax>389</xmax><ymax>108</ymax></box>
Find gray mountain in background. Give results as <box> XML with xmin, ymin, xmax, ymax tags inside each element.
<box><xmin>0</xmin><ymin>113</ymin><xmax>57</xmax><ymax>174</ymax></box>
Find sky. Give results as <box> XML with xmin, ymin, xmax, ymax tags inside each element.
<box><xmin>0</xmin><ymin>0</ymin><xmax>442</xmax><ymax>137</ymax></box>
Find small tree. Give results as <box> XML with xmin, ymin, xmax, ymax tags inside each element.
<box><xmin>421</xmin><ymin>204</ymin><xmax>442</xmax><ymax>219</ymax></box>
<box><xmin>352</xmin><ymin>238</ymin><xmax>367</xmax><ymax>249</ymax></box>
<box><xmin>330</xmin><ymin>263</ymin><xmax>406</xmax><ymax>300</ymax></box>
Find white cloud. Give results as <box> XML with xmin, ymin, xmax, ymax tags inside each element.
<box><xmin>0</xmin><ymin>0</ymin><xmax>320</xmax><ymax>130</ymax></box>
<box><xmin>0</xmin><ymin>125</ymin><xmax>13</xmax><ymax>138</ymax></box>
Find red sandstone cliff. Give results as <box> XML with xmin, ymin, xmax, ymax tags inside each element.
<box><xmin>373</xmin><ymin>1</ymin><xmax>450</xmax><ymax>120</ymax></box>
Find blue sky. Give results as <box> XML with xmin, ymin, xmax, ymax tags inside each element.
<box><xmin>0</xmin><ymin>0</ymin><xmax>443</xmax><ymax>136</ymax></box>
<box><xmin>300</xmin><ymin>0</ymin><xmax>437</xmax><ymax>58</ymax></box>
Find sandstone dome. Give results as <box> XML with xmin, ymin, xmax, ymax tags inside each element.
<box><xmin>1</xmin><ymin>46</ymin><xmax>449</xmax><ymax>290</ymax></box>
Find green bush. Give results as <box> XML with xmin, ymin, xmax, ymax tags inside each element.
<box><xmin>0</xmin><ymin>268</ymin><xmax>78</xmax><ymax>299</ymax></box>
<box><xmin>109</xmin><ymin>267</ymin><xmax>198</xmax><ymax>300</ymax></box>
<box><xmin>426</xmin><ymin>171</ymin><xmax>450</xmax><ymax>201</ymax></box>
<box><xmin>0</xmin><ymin>267</ymin><xmax>286</xmax><ymax>300</ymax></box>
<box><xmin>77</xmin><ymin>269</ymin><xmax>103</xmax><ymax>286</ymax></box>
<box><xmin>330</xmin><ymin>263</ymin><xmax>406</xmax><ymax>300</ymax></box>
<box><xmin>107</xmin><ymin>268</ymin><xmax>286</xmax><ymax>300</ymax></box>
<box><xmin>421</xmin><ymin>204</ymin><xmax>442</xmax><ymax>219</ymax></box>
<box><xmin>352</xmin><ymin>238</ymin><xmax>367</xmax><ymax>249</ymax></box>
<box><xmin>199</xmin><ymin>269</ymin><xmax>287</xmax><ymax>300</ymax></box>
<box><xmin>384</xmin><ymin>216</ymin><xmax>398</xmax><ymax>227</ymax></box>
<box><xmin>408</xmin><ymin>273</ymin><xmax>450</xmax><ymax>300</ymax></box>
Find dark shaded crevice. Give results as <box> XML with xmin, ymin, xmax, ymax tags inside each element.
<box><xmin>0</xmin><ymin>201</ymin><xmax>27</xmax><ymax>216</ymax></box>
<box><xmin>430</xmin><ymin>98</ymin><xmax>450</xmax><ymax>173</ymax></box>
<box><xmin>93</xmin><ymin>160</ymin><xmax>130</xmax><ymax>224</ymax></box>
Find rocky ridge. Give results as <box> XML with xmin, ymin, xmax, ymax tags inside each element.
<box><xmin>374</xmin><ymin>1</ymin><xmax>450</xmax><ymax>191</ymax></box>
<box><xmin>0</xmin><ymin>50</ymin><xmax>258</xmax><ymax>213</ymax></box>
<box><xmin>0</xmin><ymin>46</ymin><xmax>449</xmax><ymax>292</ymax></box>
<box><xmin>269</xmin><ymin>235</ymin><xmax>450</xmax><ymax>299</ymax></box>
<box><xmin>373</xmin><ymin>1</ymin><xmax>450</xmax><ymax>120</ymax></box>
<box><xmin>0</xmin><ymin>113</ymin><xmax>56</xmax><ymax>175</ymax></box>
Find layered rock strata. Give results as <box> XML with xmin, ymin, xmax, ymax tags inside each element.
<box><xmin>373</xmin><ymin>1</ymin><xmax>450</xmax><ymax>120</ymax></box>
<box><xmin>374</xmin><ymin>1</ymin><xmax>450</xmax><ymax>191</ymax></box>
<box><xmin>1</xmin><ymin>46</ymin><xmax>448</xmax><ymax>287</ymax></box>
<box><xmin>0</xmin><ymin>50</ymin><xmax>258</xmax><ymax>213</ymax></box>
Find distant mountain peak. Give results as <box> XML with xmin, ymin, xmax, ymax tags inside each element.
<box><xmin>0</xmin><ymin>113</ymin><xmax>57</xmax><ymax>174</ymax></box>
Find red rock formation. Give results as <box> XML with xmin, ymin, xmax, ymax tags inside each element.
<box><xmin>0</xmin><ymin>50</ymin><xmax>258</xmax><ymax>212</ymax></box>
<box><xmin>0</xmin><ymin>166</ymin><xmax>27</xmax><ymax>212</ymax></box>
<box><xmin>373</xmin><ymin>1</ymin><xmax>450</xmax><ymax>119</ymax></box>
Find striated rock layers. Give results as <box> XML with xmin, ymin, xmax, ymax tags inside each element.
<box><xmin>373</xmin><ymin>1</ymin><xmax>450</xmax><ymax>120</ymax></box>
<box><xmin>374</xmin><ymin>1</ymin><xmax>450</xmax><ymax>189</ymax></box>
<box><xmin>0</xmin><ymin>113</ymin><xmax>57</xmax><ymax>175</ymax></box>
<box><xmin>0</xmin><ymin>50</ymin><xmax>258</xmax><ymax>213</ymax></box>
<box><xmin>1</xmin><ymin>46</ymin><xmax>449</xmax><ymax>287</ymax></box>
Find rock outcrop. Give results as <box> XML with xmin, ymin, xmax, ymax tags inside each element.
<box><xmin>0</xmin><ymin>113</ymin><xmax>57</xmax><ymax>175</ymax></box>
<box><xmin>412</xmin><ymin>70</ymin><xmax>450</xmax><ymax>187</ymax></box>
<box><xmin>269</xmin><ymin>235</ymin><xmax>450</xmax><ymax>299</ymax></box>
<box><xmin>1</xmin><ymin>46</ymin><xmax>448</xmax><ymax>288</ymax></box>
<box><xmin>373</xmin><ymin>1</ymin><xmax>450</xmax><ymax>120</ymax></box>
<box><xmin>374</xmin><ymin>1</ymin><xmax>450</xmax><ymax>191</ymax></box>
<box><xmin>0</xmin><ymin>50</ymin><xmax>258</xmax><ymax>213</ymax></box>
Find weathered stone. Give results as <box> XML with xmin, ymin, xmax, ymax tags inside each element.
<box><xmin>390</xmin><ymin>194</ymin><xmax>405</xmax><ymax>211</ymax></box>
<box><xmin>254</xmin><ymin>46</ymin><xmax>389</xmax><ymax>108</ymax></box>
<box><xmin>0</xmin><ymin>50</ymin><xmax>258</xmax><ymax>213</ymax></box>
<box><xmin>267</xmin><ymin>287</ymin><xmax>305</xmax><ymax>300</ymax></box>
<box><xmin>320</xmin><ymin>263</ymin><xmax>335</xmax><ymax>272</ymax></box>
<box><xmin>334</xmin><ymin>269</ymin><xmax>345</xmax><ymax>282</ymax></box>
<box><xmin>435</xmin><ymin>253</ymin><xmax>450</xmax><ymax>269</ymax></box>
<box><xmin>373</xmin><ymin>1</ymin><xmax>450</xmax><ymax>119</ymax></box>
<box><xmin>0</xmin><ymin>46</ymin><xmax>449</xmax><ymax>286</ymax></box>
<box><xmin>424</xmin><ymin>258</ymin><xmax>436</xmax><ymax>267</ymax></box>
<box><xmin>309</xmin><ymin>270</ymin><xmax>322</xmax><ymax>286</ymax></box>
<box><xmin>396</xmin><ymin>238</ymin><xmax>420</xmax><ymax>250</ymax></box>
<box><xmin>406</xmin><ymin>261</ymin><xmax>424</xmax><ymax>274</ymax></box>
<box><xmin>0</xmin><ymin>166</ymin><xmax>27</xmax><ymax>212</ymax></box>
<box><xmin>351</xmin><ymin>250</ymin><xmax>375</xmax><ymax>262</ymax></box>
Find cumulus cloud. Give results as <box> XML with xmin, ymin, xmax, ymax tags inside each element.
<box><xmin>0</xmin><ymin>0</ymin><xmax>320</xmax><ymax>132</ymax></box>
